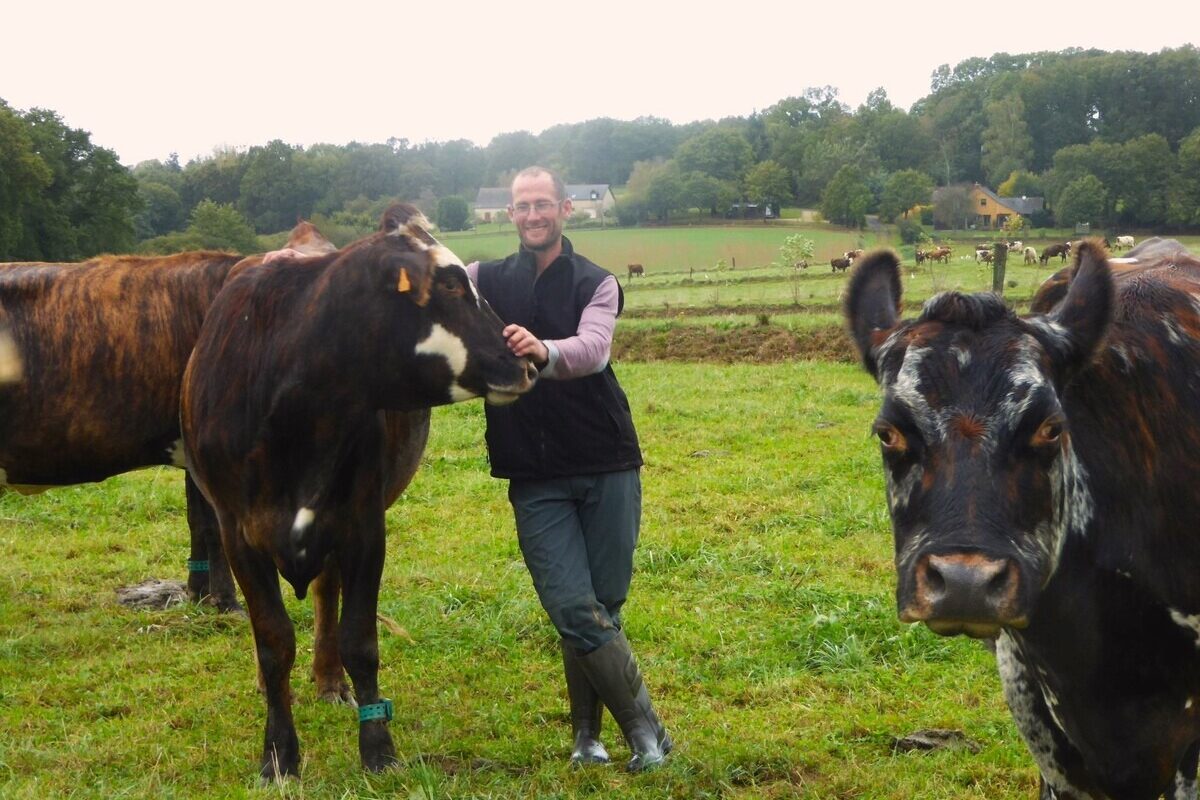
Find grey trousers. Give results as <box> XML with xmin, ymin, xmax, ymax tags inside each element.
<box><xmin>508</xmin><ymin>469</ymin><xmax>641</xmax><ymax>652</ymax></box>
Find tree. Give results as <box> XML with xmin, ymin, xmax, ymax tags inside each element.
<box><xmin>932</xmin><ymin>185</ymin><xmax>974</xmax><ymax>230</ymax></box>
<box><xmin>743</xmin><ymin>160</ymin><xmax>793</xmax><ymax>215</ymax></box>
<box><xmin>0</xmin><ymin>101</ymin><xmax>51</xmax><ymax>259</ymax></box>
<box><xmin>1170</xmin><ymin>126</ymin><xmax>1200</xmax><ymax>226</ymax></box>
<box><xmin>436</xmin><ymin>196</ymin><xmax>470</xmax><ymax>231</ymax></box>
<box><xmin>997</xmin><ymin>170</ymin><xmax>1043</xmax><ymax>199</ymax></box>
<box><xmin>776</xmin><ymin>233</ymin><xmax>815</xmax><ymax>267</ymax></box>
<box><xmin>1055</xmin><ymin>174</ymin><xmax>1108</xmax><ymax>228</ymax></box>
<box><xmin>187</xmin><ymin>200</ymin><xmax>260</xmax><ymax>253</ymax></box>
<box><xmin>239</xmin><ymin>139</ymin><xmax>314</xmax><ymax>233</ymax></box>
<box><xmin>879</xmin><ymin>169</ymin><xmax>934</xmax><ymax>222</ymax></box>
<box><xmin>981</xmin><ymin>93</ymin><xmax>1034</xmax><ymax>186</ymax></box>
<box><xmin>674</xmin><ymin>128</ymin><xmax>754</xmax><ymax>184</ymax></box>
<box><xmin>680</xmin><ymin>171</ymin><xmax>738</xmax><ymax>216</ymax></box>
<box><xmin>820</xmin><ymin>165</ymin><xmax>872</xmax><ymax>227</ymax></box>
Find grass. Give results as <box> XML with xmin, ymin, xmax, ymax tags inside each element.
<box><xmin>0</xmin><ymin>363</ymin><xmax>1040</xmax><ymax>799</ymax></box>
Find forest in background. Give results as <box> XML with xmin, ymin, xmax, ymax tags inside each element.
<box><xmin>2</xmin><ymin>45</ymin><xmax>1200</xmax><ymax>261</ymax></box>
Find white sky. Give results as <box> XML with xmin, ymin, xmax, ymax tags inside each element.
<box><xmin>6</xmin><ymin>1</ymin><xmax>1197</xmax><ymax>167</ymax></box>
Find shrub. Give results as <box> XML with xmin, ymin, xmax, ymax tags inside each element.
<box><xmin>897</xmin><ymin>218</ymin><xmax>927</xmax><ymax>244</ymax></box>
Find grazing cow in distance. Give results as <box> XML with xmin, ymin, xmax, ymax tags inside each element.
<box><xmin>914</xmin><ymin>249</ymin><xmax>928</xmax><ymax>265</ymax></box>
<box><xmin>974</xmin><ymin>246</ymin><xmax>991</xmax><ymax>262</ymax></box>
<box><xmin>926</xmin><ymin>246</ymin><xmax>951</xmax><ymax>264</ymax></box>
<box><xmin>1039</xmin><ymin>242</ymin><xmax>1071</xmax><ymax>265</ymax></box>
<box><xmin>1115</xmin><ymin>235</ymin><xmax>1135</xmax><ymax>250</ymax></box>
<box><xmin>846</xmin><ymin>249</ymin><xmax>865</xmax><ymax>261</ymax></box>
<box><xmin>182</xmin><ymin>204</ymin><xmax>537</xmax><ymax>780</ymax></box>
<box><xmin>831</xmin><ymin>256</ymin><xmax>852</xmax><ymax>272</ymax></box>
<box><xmin>0</xmin><ymin>220</ymin><xmax>334</xmax><ymax>610</ymax></box>
<box><xmin>793</xmin><ymin>259</ymin><xmax>809</xmax><ymax>269</ymax></box>
<box><xmin>845</xmin><ymin>240</ymin><xmax>1200</xmax><ymax>799</ymax></box>
<box><xmin>1023</xmin><ymin>246</ymin><xmax>1038</xmax><ymax>265</ymax></box>
<box><xmin>627</xmin><ymin>263</ymin><xmax>644</xmax><ymax>279</ymax></box>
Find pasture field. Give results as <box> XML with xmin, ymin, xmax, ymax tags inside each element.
<box><xmin>0</xmin><ymin>363</ymin><xmax>1040</xmax><ymax>799</ymax></box>
<box><xmin>438</xmin><ymin>223</ymin><xmax>886</xmax><ymax>273</ymax></box>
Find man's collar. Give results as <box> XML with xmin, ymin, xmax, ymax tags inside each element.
<box><xmin>518</xmin><ymin>235</ymin><xmax>575</xmax><ymax>270</ymax></box>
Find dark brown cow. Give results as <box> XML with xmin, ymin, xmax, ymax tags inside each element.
<box><xmin>627</xmin><ymin>263</ymin><xmax>644</xmax><ymax>278</ymax></box>
<box><xmin>0</xmin><ymin>222</ymin><xmax>334</xmax><ymax>610</ymax></box>
<box><xmin>831</xmin><ymin>257</ymin><xmax>852</xmax><ymax>272</ymax></box>
<box><xmin>181</xmin><ymin>204</ymin><xmax>537</xmax><ymax>779</ymax></box>
<box><xmin>1039</xmin><ymin>242</ymin><xmax>1071</xmax><ymax>264</ymax></box>
<box><xmin>846</xmin><ymin>240</ymin><xmax>1200</xmax><ymax>798</ymax></box>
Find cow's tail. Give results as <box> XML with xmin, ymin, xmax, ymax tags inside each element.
<box><xmin>0</xmin><ymin>326</ymin><xmax>21</xmax><ymax>384</ymax></box>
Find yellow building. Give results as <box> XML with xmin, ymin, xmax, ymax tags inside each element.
<box><xmin>967</xmin><ymin>184</ymin><xmax>1044</xmax><ymax>229</ymax></box>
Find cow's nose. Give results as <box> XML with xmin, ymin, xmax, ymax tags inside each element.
<box><xmin>905</xmin><ymin>553</ymin><xmax>1024</xmax><ymax>630</ymax></box>
<box><xmin>524</xmin><ymin>360</ymin><xmax>539</xmax><ymax>384</ymax></box>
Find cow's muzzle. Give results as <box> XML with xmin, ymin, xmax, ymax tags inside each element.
<box><xmin>900</xmin><ymin>552</ymin><xmax>1028</xmax><ymax>638</ymax></box>
<box><xmin>485</xmin><ymin>359</ymin><xmax>538</xmax><ymax>406</ymax></box>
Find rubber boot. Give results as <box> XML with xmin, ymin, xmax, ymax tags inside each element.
<box><xmin>561</xmin><ymin>640</ymin><xmax>610</xmax><ymax>765</ymax></box>
<box><xmin>577</xmin><ymin>630</ymin><xmax>672</xmax><ymax>772</ymax></box>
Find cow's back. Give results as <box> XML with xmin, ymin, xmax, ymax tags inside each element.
<box><xmin>0</xmin><ymin>252</ymin><xmax>241</xmax><ymax>485</ymax></box>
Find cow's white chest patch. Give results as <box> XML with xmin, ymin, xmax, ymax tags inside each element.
<box><xmin>292</xmin><ymin>507</ymin><xmax>315</xmax><ymax>534</ymax></box>
<box><xmin>1169</xmin><ymin>609</ymin><xmax>1200</xmax><ymax>648</ymax></box>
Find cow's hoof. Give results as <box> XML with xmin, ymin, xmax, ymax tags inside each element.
<box><xmin>208</xmin><ymin>595</ymin><xmax>245</xmax><ymax>614</ymax></box>
<box><xmin>360</xmin><ymin>723</ymin><xmax>398</xmax><ymax>772</ymax></box>
<box><xmin>317</xmin><ymin>682</ymin><xmax>355</xmax><ymax>706</ymax></box>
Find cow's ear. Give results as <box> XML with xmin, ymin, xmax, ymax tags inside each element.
<box><xmin>844</xmin><ymin>250</ymin><xmax>903</xmax><ymax>379</ymax></box>
<box><xmin>1041</xmin><ymin>239</ymin><xmax>1114</xmax><ymax>378</ymax></box>
<box><xmin>385</xmin><ymin>251</ymin><xmax>434</xmax><ymax>307</ymax></box>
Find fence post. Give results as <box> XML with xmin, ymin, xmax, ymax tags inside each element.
<box><xmin>991</xmin><ymin>242</ymin><xmax>1008</xmax><ymax>295</ymax></box>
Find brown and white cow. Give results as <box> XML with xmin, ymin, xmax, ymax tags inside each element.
<box><xmin>181</xmin><ymin>203</ymin><xmax>536</xmax><ymax>779</ymax></box>
<box><xmin>845</xmin><ymin>240</ymin><xmax>1200</xmax><ymax>799</ymax></box>
<box><xmin>0</xmin><ymin>222</ymin><xmax>335</xmax><ymax>611</ymax></box>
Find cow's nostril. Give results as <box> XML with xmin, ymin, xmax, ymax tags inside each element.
<box><xmin>925</xmin><ymin>562</ymin><xmax>946</xmax><ymax>596</ymax></box>
<box><xmin>987</xmin><ymin>561</ymin><xmax>1018</xmax><ymax>598</ymax></box>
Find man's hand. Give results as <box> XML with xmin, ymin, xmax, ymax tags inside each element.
<box><xmin>262</xmin><ymin>247</ymin><xmax>305</xmax><ymax>265</ymax></box>
<box><xmin>503</xmin><ymin>324</ymin><xmax>548</xmax><ymax>366</ymax></box>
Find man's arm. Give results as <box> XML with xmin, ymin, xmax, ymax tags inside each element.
<box><xmin>538</xmin><ymin>275</ymin><xmax>617</xmax><ymax>379</ymax></box>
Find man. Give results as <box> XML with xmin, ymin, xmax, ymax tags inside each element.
<box><xmin>466</xmin><ymin>166</ymin><xmax>672</xmax><ymax>771</ymax></box>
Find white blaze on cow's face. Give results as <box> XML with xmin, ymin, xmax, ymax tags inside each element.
<box><xmin>415</xmin><ymin>323</ymin><xmax>476</xmax><ymax>401</ymax></box>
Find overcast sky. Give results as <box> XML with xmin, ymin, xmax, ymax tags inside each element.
<box><xmin>6</xmin><ymin>1</ymin><xmax>1196</xmax><ymax>166</ymax></box>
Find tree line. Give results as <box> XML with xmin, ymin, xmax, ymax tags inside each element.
<box><xmin>2</xmin><ymin>45</ymin><xmax>1199</xmax><ymax>261</ymax></box>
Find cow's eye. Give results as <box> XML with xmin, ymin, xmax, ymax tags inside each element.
<box><xmin>438</xmin><ymin>277</ymin><xmax>466</xmax><ymax>298</ymax></box>
<box><xmin>873</xmin><ymin>422</ymin><xmax>907</xmax><ymax>453</ymax></box>
<box><xmin>1032</xmin><ymin>417</ymin><xmax>1064</xmax><ymax>447</ymax></box>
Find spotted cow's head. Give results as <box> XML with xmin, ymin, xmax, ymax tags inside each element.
<box><xmin>342</xmin><ymin>203</ymin><xmax>536</xmax><ymax>408</ymax></box>
<box><xmin>844</xmin><ymin>244</ymin><xmax>1113</xmax><ymax>637</ymax></box>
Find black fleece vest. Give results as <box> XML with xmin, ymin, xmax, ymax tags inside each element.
<box><xmin>477</xmin><ymin>238</ymin><xmax>642</xmax><ymax>480</ymax></box>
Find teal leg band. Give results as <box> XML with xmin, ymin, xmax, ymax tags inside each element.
<box><xmin>187</xmin><ymin>560</ymin><xmax>210</xmax><ymax>572</ymax></box>
<box><xmin>358</xmin><ymin>699</ymin><xmax>394</xmax><ymax>723</ymax></box>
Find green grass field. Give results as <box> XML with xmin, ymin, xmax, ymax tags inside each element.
<box><xmin>0</xmin><ymin>363</ymin><xmax>1039</xmax><ymax>799</ymax></box>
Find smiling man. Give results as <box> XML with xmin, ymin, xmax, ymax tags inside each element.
<box><xmin>466</xmin><ymin>166</ymin><xmax>672</xmax><ymax>771</ymax></box>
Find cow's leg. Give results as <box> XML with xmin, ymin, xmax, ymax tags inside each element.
<box><xmin>337</xmin><ymin>509</ymin><xmax>397</xmax><ymax>772</ymax></box>
<box><xmin>184</xmin><ymin>474</ymin><xmax>241</xmax><ymax>612</ymax></box>
<box><xmin>224</xmin><ymin>521</ymin><xmax>301</xmax><ymax>780</ymax></box>
<box><xmin>311</xmin><ymin>557</ymin><xmax>353</xmax><ymax>704</ymax></box>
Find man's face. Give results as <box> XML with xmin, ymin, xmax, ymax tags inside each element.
<box><xmin>509</xmin><ymin>173</ymin><xmax>572</xmax><ymax>252</ymax></box>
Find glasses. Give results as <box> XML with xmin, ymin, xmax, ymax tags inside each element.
<box><xmin>511</xmin><ymin>200</ymin><xmax>560</xmax><ymax>216</ymax></box>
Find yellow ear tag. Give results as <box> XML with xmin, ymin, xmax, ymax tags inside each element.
<box><xmin>397</xmin><ymin>268</ymin><xmax>411</xmax><ymax>293</ymax></box>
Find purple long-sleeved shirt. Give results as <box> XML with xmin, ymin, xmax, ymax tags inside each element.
<box><xmin>466</xmin><ymin>261</ymin><xmax>618</xmax><ymax>380</ymax></box>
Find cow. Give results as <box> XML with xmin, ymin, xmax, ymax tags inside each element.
<box><xmin>627</xmin><ymin>263</ymin><xmax>644</xmax><ymax>278</ymax></box>
<box><xmin>793</xmin><ymin>259</ymin><xmax>809</xmax><ymax>270</ymax></box>
<box><xmin>1040</xmin><ymin>242</ymin><xmax>1071</xmax><ymax>265</ymax></box>
<box><xmin>975</xmin><ymin>246</ymin><xmax>991</xmax><ymax>262</ymax></box>
<box><xmin>846</xmin><ymin>249</ymin><xmax>866</xmax><ymax>261</ymax></box>
<box><xmin>1115</xmin><ymin>235</ymin><xmax>1136</xmax><ymax>250</ymax></box>
<box><xmin>181</xmin><ymin>204</ymin><xmax>537</xmax><ymax>780</ymax></box>
<box><xmin>845</xmin><ymin>240</ymin><xmax>1200</xmax><ymax>799</ymax></box>
<box><xmin>1023</xmin><ymin>245</ymin><xmax>1038</xmax><ymax>265</ymax></box>
<box><xmin>927</xmin><ymin>246</ymin><xmax>952</xmax><ymax>264</ymax></box>
<box><xmin>831</xmin><ymin>257</ymin><xmax>853</xmax><ymax>272</ymax></box>
<box><xmin>915</xmin><ymin>249</ymin><xmax>928</xmax><ymax>265</ymax></box>
<box><xmin>0</xmin><ymin>221</ymin><xmax>335</xmax><ymax>610</ymax></box>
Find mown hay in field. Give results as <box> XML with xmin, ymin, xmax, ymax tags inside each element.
<box><xmin>613</xmin><ymin>323</ymin><xmax>856</xmax><ymax>364</ymax></box>
<box><xmin>115</xmin><ymin>579</ymin><xmax>187</xmax><ymax>610</ymax></box>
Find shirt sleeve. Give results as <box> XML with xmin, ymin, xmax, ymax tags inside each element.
<box><xmin>540</xmin><ymin>274</ymin><xmax>618</xmax><ymax>380</ymax></box>
<box><xmin>465</xmin><ymin>261</ymin><xmax>480</xmax><ymax>286</ymax></box>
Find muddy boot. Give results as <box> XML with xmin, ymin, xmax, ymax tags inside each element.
<box><xmin>577</xmin><ymin>630</ymin><xmax>672</xmax><ymax>772</ymax></box>
<box><xmin>561</xmin><ymin>640</ymin><xmax>610</xmax><ymax>765</ymax></box>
